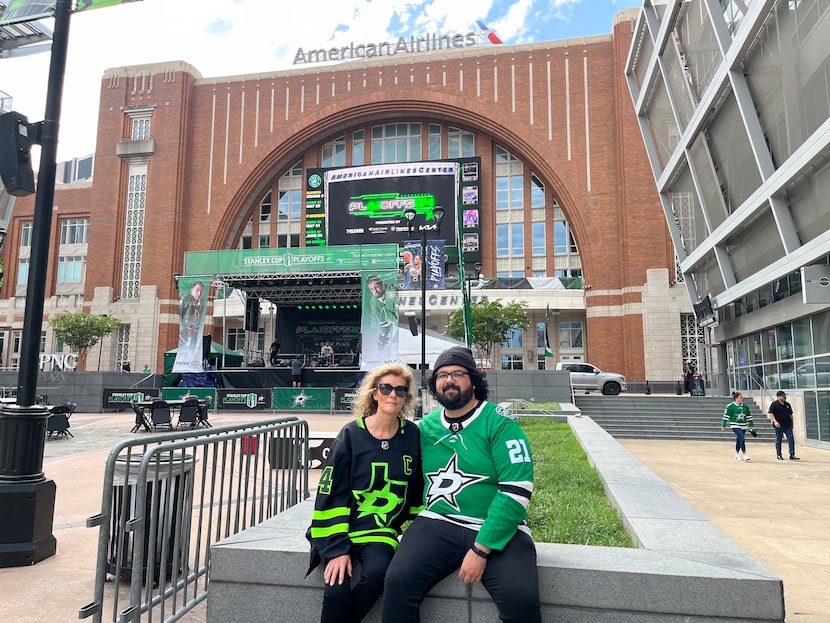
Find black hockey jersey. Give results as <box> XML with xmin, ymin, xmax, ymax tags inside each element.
<box><xmin>308</xmin><ymin>417</ymin><xmax>423</xmax><ymax>565</ymax></box>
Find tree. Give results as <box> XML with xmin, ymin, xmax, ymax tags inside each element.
<box><xmin>446</xmin><ymin>299</ymin><xmax>529</xmax><ymax>366</ymax></box>
<box><xmin>50</xmin><ymin>312</ymin><xmax>122</xmax><ymax>370</ymax></box>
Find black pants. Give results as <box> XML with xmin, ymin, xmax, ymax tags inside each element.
<box><xmin>321</xmin><ymin>542</ymin><xmax>394</xmax><ymax>623</ymax></box>
<box><xmin>381</xmin><ymin>517</ymin><xmax>541</xmax><ymax>623</ymax></box>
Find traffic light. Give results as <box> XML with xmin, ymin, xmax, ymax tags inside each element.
<box><xmin>0</xmin><ymin>111</ymin><xmax>38</xmax><ymax>197</ymax></box>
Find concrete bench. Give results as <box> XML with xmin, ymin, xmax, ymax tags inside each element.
<box><xmin>207</xmin><ymin>416</ymin><xmax>784</xmax><ymax>622</ymax></box>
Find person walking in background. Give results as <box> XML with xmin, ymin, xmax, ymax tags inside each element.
<box><xmin>307</xmin><ymin>363</ymin><xmax>422</xmax><ymax>623</ymax></box>
<box><xmin>382</xmin><ymin>346</ymin><xmax>541</xmax><ymax>623</ymax></box>
<box><xmin>768</xmin><ymin>390</ymin><xmax>800</xmax><ymax>461</ymax></box>
<box><xmin>722</xmin><ymin>391</ymin><xmax>755</xmax><ymax>461</ymax></box>
<box><xmin>291</xmin><ymin>355</ymin><xmax>304</xmax><ymax>387</ymax></box>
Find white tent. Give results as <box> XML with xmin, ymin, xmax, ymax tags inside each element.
<box><xmin>396</xmin><ymin>328</ymin><xmax>467</xmax><ymax>368</ymax></box>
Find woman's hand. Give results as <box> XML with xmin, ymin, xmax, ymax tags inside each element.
<box><xmin>323</xmin><ymin>554</ymin><xmax>352</xmax><ymax>586</ymax></box>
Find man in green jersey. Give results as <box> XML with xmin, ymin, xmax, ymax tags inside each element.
<box><xmin>382</xmin><ymin>347</ymin><xmax>541</xmax><ymax>623</ymax></box>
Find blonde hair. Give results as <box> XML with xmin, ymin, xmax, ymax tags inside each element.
<box><xmin>352</xmin><ymin>363</ymin><xmax>416</xmax><ymax>419</ymax></box>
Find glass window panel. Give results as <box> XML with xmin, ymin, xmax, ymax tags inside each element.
<box><xmin>668</xmin><ymin>163</ymin><xmax>709</xmax><ymax>254</ymax></box>
<box><xmin>510</xmin><ymin>223</ymin><xmax>524</xmax><ymax>256</ymax></box>
<box><xmin>779</xmin><ymin>361</ymin><xmax>795</xmax><ymax>390</ymax></box>
<box><xmin>675</xmin><ymin>0</ymin><xmax>723</xmax><ymax>100</ymax></box>
<box><xmin>761</xmin><ymin>328</ymin><xmax>777</xmax><ymax>363</ymax></box>
<box><xmin>724</xmin><ymin>207</ymin><xmax>785</xmax><ymax>281</ymax></box>
<box><xmin>812</xmin><ymin>310</ymin><xmax>830</xmax><ymax>355</ymax></box>
<box><xmin>777</xmin><ymin>324</ymin><xmax>794</xmax><ymax>360</ymax></box>
<box><xmin>532</xmin><ymin>222</ymin><xmax>545</xmax><ymax>255</ymax></box>
<box><xmin>660</xmin><ymin>37</ymin><xmax>697</xmax><ymax>129</ymax></box>
<box><xmin>496</xmin><ymin>176</ymin><xmax>509</xmax><ymax>210</ymax></box>
<box><xmin>704</xmin><ymin>90</ymin><xmax>762</xmax><ymax>213</ymax></box>
<box><xmin>793</xmin><ymin>317</ymin><xmax>813</xmax><ymax>358</ymax></box>
<box><xmin>553</xmin><ymin>221</ymin><xmax>566</xmax><ymax>254</ymax></box>
<box><xmin>805</xmin><ymin>391</ymin><xmax>819</xmax><ymax>439</ymax></box>
<box><xmin>353</xmin><ymin>130</ymin><xmax>364</xmax><ymax>165</ymax></box>
<box><xmin>530</xmin><ymin>174</ymin><xmax>545</xmax><ymax>208</ymax></box>
<box><xmin>21</xmin><ymin>222</ymin><xmax>33</xmax><ymax>247</ymax></box>
<box><xmin>819</xmin><ymin>389</ymin><xmax>830</xmax><ymax>441</ymax></box>
<box><xmin>502</xmin><ymin>328</ymin><xmax>523</xmax><ymax>349</ymax></box>
<box><xmin>689</xmin><ymin>251</ymin><xmax>726</xmax><ymax>298</ymax></box>
<box><xmin>497</xmin><ymin>224</ymin><xmax>509</xmax><ymax>256</ymax></box>
<box><xmin>787</xmin><ymin>155</ymin><xmax>830</xmax><ymax>245</ymax></box>
<box><xmin>689</xmin><ymin>133</ymin><xmax>729</xmax><ymax>230</ymax></box>
<box><xmin>643</xmin><ymin>70</ymin><xmax>680</xmax><ymax>172</ymax></box>
<box><xmin>17</xmin><ymin>259</ymin><xmax>29</xmax><ymax>286</ymax></box>
<box><xmin>631</xmin><ymin>24</ymin><xmax>654</xmax><ymax>91</ymax></box>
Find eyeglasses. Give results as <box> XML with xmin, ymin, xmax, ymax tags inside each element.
<box><xmin>435</xmin><ymin>370</ymin><xmax>469</xmax><ymax>382</ymax></box>
<box><xmin>377</xmin><ymin>383</ymin><xmax>409</xmax><ymax>397</ymax></box>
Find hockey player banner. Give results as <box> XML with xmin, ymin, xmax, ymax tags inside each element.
<box><xmin>173</xmin><ymin>276</ymin><xmax>209</xmax><ymax>373</ymax></box>
<box><xmin>360</xmin><ymin>270</ymin><xmax>400</xmax><ymax>371</ymax></box>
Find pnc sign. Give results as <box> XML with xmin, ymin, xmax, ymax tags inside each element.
<box><xmin>38</xmin><ymin>353</ymin><xmax>79</xmax><ymax>371</ymax></box>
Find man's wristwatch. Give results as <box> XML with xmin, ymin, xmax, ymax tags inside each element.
<box><xmin>470</xmin><ymin>544</ymin><xmax>490</xmax><ymax>559</ymax></box>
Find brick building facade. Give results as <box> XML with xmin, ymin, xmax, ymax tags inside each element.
<box><xmin>2</xmin><ymin>9</ymin><xmax>693</xmax><ymax>382</ymax></box>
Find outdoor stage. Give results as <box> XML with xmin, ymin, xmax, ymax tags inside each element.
<box><xmin>217</xmin><ymin>366</ymin><xmax>360</xmax><ymax>389</ymax></box>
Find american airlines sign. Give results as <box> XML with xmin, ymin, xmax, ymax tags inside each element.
<box><xmin>293</xmin><ymin>31</ymin><xmax>479</xmax><ymax>65</ymax></box>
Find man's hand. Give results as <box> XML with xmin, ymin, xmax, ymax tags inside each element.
<box><xmin>323</xmin><ymin>554</ymin><xmax>352</xmax><ymax>586</ymax></box>
<box><xmin>458</xmin><ymin>549</ymin><xmax>487</xmax><ymax>584</ymax></box>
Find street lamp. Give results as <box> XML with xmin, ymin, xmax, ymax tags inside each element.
<box><xmin>404</xmin><ymin>205</ymin><xmax>444</xmax><ymax>419</ymax></box>
<box><xmin>463</xmin><ymin>262</ymin><xmax>483</xmax><ymax>300</ymax></box>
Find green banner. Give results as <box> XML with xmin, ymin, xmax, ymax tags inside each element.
<box><xmin>184</xmin><ymin>244</ymin><xmax>398</xmax><ymax>277</ymax></box>
<box><xmin>73</xmin><ymin>0</ymin><xmax>140</xmax><ymax>12</ymax></box>
<box><xmin>0</xmin><ymin>0</ymin><xmax>55</xmax><ymax>26</ymax></box>
<box><xmin>172</xmin><ymin>277</ymin><xmax>209</xmax><ymax>373</ymax></box>
<box><xmin>361</xmin><ymin>270</ymin><xmax>400</xmax><ymax>371</ymax></box>
<box><xmin>161</xmin><ymin>387</ymin><xmax>216</xmax><ymax>402</ymax></box>
<box><xmin>272</xmin><ymin>387</ymin><xmax>333</xmax><ymax>411</ymax></box>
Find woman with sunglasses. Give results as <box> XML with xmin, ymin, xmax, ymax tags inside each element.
<box><xmin>307</xmin><ymin>362</ymin><xmax>423</xmax><ymax>623</ymax></box>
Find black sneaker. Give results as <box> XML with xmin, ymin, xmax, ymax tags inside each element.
<box><xmin>777</xmin><ymin>455</ymin><xmax>784</xmax><ymax>460</ymax></box>
<box><xmin>789</xmin><ymin>455</ymin><xmax>800</xmax><ymax>461</ymax></box>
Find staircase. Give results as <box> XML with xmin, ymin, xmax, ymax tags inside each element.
<box><xmin>573</xmin><ymin>395</ymin><xmax>773</xmax><ymax>442</ymax></box>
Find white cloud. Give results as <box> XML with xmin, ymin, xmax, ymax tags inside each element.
<box><xmin>1</xmin><ymin>0</ymin><xmax>635</xmax><ymax>161</ymax></box>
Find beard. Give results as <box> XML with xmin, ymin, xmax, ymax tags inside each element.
<box><xmin>437</xmin><ymin>383</ymin><xmax>474</xmax><ymax>410</ymax></box>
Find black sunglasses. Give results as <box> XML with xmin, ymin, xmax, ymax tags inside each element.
<box><xmin>377</xmin><ymin>383</ymin><xmax>409</xmax><ymax>397</ymax></box>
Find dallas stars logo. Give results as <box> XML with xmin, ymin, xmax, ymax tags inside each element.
<box><xmin>353</xmin><ymin>463</ymin><xmax>408</xmax><ymax>527</ymax></box>
<box><xmin>425</xmin><ymin>454</ymin><xmax>487</xmax><ymax>512</ymax></box>
<box><xmin>292</xmin><ymin>391</ymin><xmax>311</xmax><ymax>407</ymax></box>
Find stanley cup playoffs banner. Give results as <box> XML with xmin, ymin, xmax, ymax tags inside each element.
<box><xmin>173</xmin><ymin>276</ymin><xmax>209</xmax><ymax>373</ymax></box>
<box><xmin>360</xmin><ymin>270</ymin><xmax>400</xmax><ymax>371</ymax></box>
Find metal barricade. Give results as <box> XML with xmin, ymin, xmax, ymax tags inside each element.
<box><xmin>80</xmin><ymin>417</ymin><xmax>309</xmax><ymax>623</ymax></box>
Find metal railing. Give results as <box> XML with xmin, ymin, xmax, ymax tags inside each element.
<box><xmin>79</xmin><ymin>416</ymin><xmax>310</xmax><ymax>623</ymax></box>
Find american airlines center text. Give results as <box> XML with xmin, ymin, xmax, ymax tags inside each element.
<box><xmin>293</xmin><ymin>32</ymin><xmax>478</xmax><ymax>65</ymax></box>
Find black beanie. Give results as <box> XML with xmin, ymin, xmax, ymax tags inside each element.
<box><xmin>433</xmin><ymin>346</ymin><xmax>476</xmax><ymax>372</ymax></box>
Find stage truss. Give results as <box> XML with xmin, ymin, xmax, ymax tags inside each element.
<box><xmin>209</xmin><ymin>270</ymin><xmax>366</xmax><ymax>306</ymax></box>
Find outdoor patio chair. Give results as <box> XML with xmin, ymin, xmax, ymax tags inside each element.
<box><xmin>130</xmin><ymin>400</ymin><xmax>151</xmax><ymax>432</ymax></box>
<box><xmin>46</xmin><ymin>404</ymin><xmax>74</xmax><ymax>439</ymax></box>
<box><xmin>149</xmin><ymin>399</ymin><xmax>173</xmax><ymax>430</ymax></box>
<box><xmin>177</xmin><ymin>396</ymin><xmax>200</xmax><ymax>428</ymax></box>
<box><xmin>196</xmin><ymin>395</ymin><xmax>213</xmax><ymax>427</ymax></box>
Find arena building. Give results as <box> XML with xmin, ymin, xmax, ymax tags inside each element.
<box><xmin>1</xmin><ymin>7</ymin><xmax>695</xmax><ymax>385</ymax></box>
<box><xmin>626</xmin><ymin>0</ymin><xmax>830</xmax><ymax>446</ymax></box>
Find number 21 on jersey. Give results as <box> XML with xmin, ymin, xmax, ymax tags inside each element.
<box><xmin>506</xmin><ymin>439</ymin><xmax>531</xmax><ymax>463</ymax></box>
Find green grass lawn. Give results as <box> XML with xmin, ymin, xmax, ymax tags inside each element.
<box><xmin>522</xmin><ymin>417</ymin><xmax>633</xmax><ymax>547</ymax></box>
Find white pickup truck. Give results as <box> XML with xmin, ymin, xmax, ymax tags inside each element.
<box><xmin>555</xmin><ymin>362</ymin><xmax>627</xmax><ymax>395</ymax></box>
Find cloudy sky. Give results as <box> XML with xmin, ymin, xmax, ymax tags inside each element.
<box><xmin>2</xmin><ymin>0</ymin><xmax>642</xmax><ymax>162</ymax></box>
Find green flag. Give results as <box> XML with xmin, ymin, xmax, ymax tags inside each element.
<box><xmin>73</xmin><ymin>0</ymin><xmax>141</xmax><ymax>13</ymax></box>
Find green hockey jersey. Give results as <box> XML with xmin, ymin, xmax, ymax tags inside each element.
<box><xmin>308</xmin><ymin>417</ymin><xmax>423</xmax><ymax>565</ymax></box>
<box><xmin>418</xmin><ymin>401</ymin><xmax>534</xmax><ymax>551</ymax></box>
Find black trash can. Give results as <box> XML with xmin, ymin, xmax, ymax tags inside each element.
<box><xmin>107</xmin><ymin>452</ymin><xmax>195</xmax><ymax>582</ymax></box>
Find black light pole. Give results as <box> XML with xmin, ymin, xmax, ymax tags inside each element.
<box><xmin>0</xmin><ymin>0</ymin><xmax>72</xmax><ymax>567</ymax></box>
<box><xmin>464</xmin><ymin>262</ymin><xmax>483</xmax><ymax>300</ymax></box>
<box><xmin>404</xmin><ymin>206</ymin><xmax>444</xmax><ymax>418</ymax></box>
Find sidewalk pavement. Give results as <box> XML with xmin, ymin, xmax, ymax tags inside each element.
<box><xmin>0</xmin><ymin>411</ymin><xmax>827</xmax><ymax>622</ymax></box>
